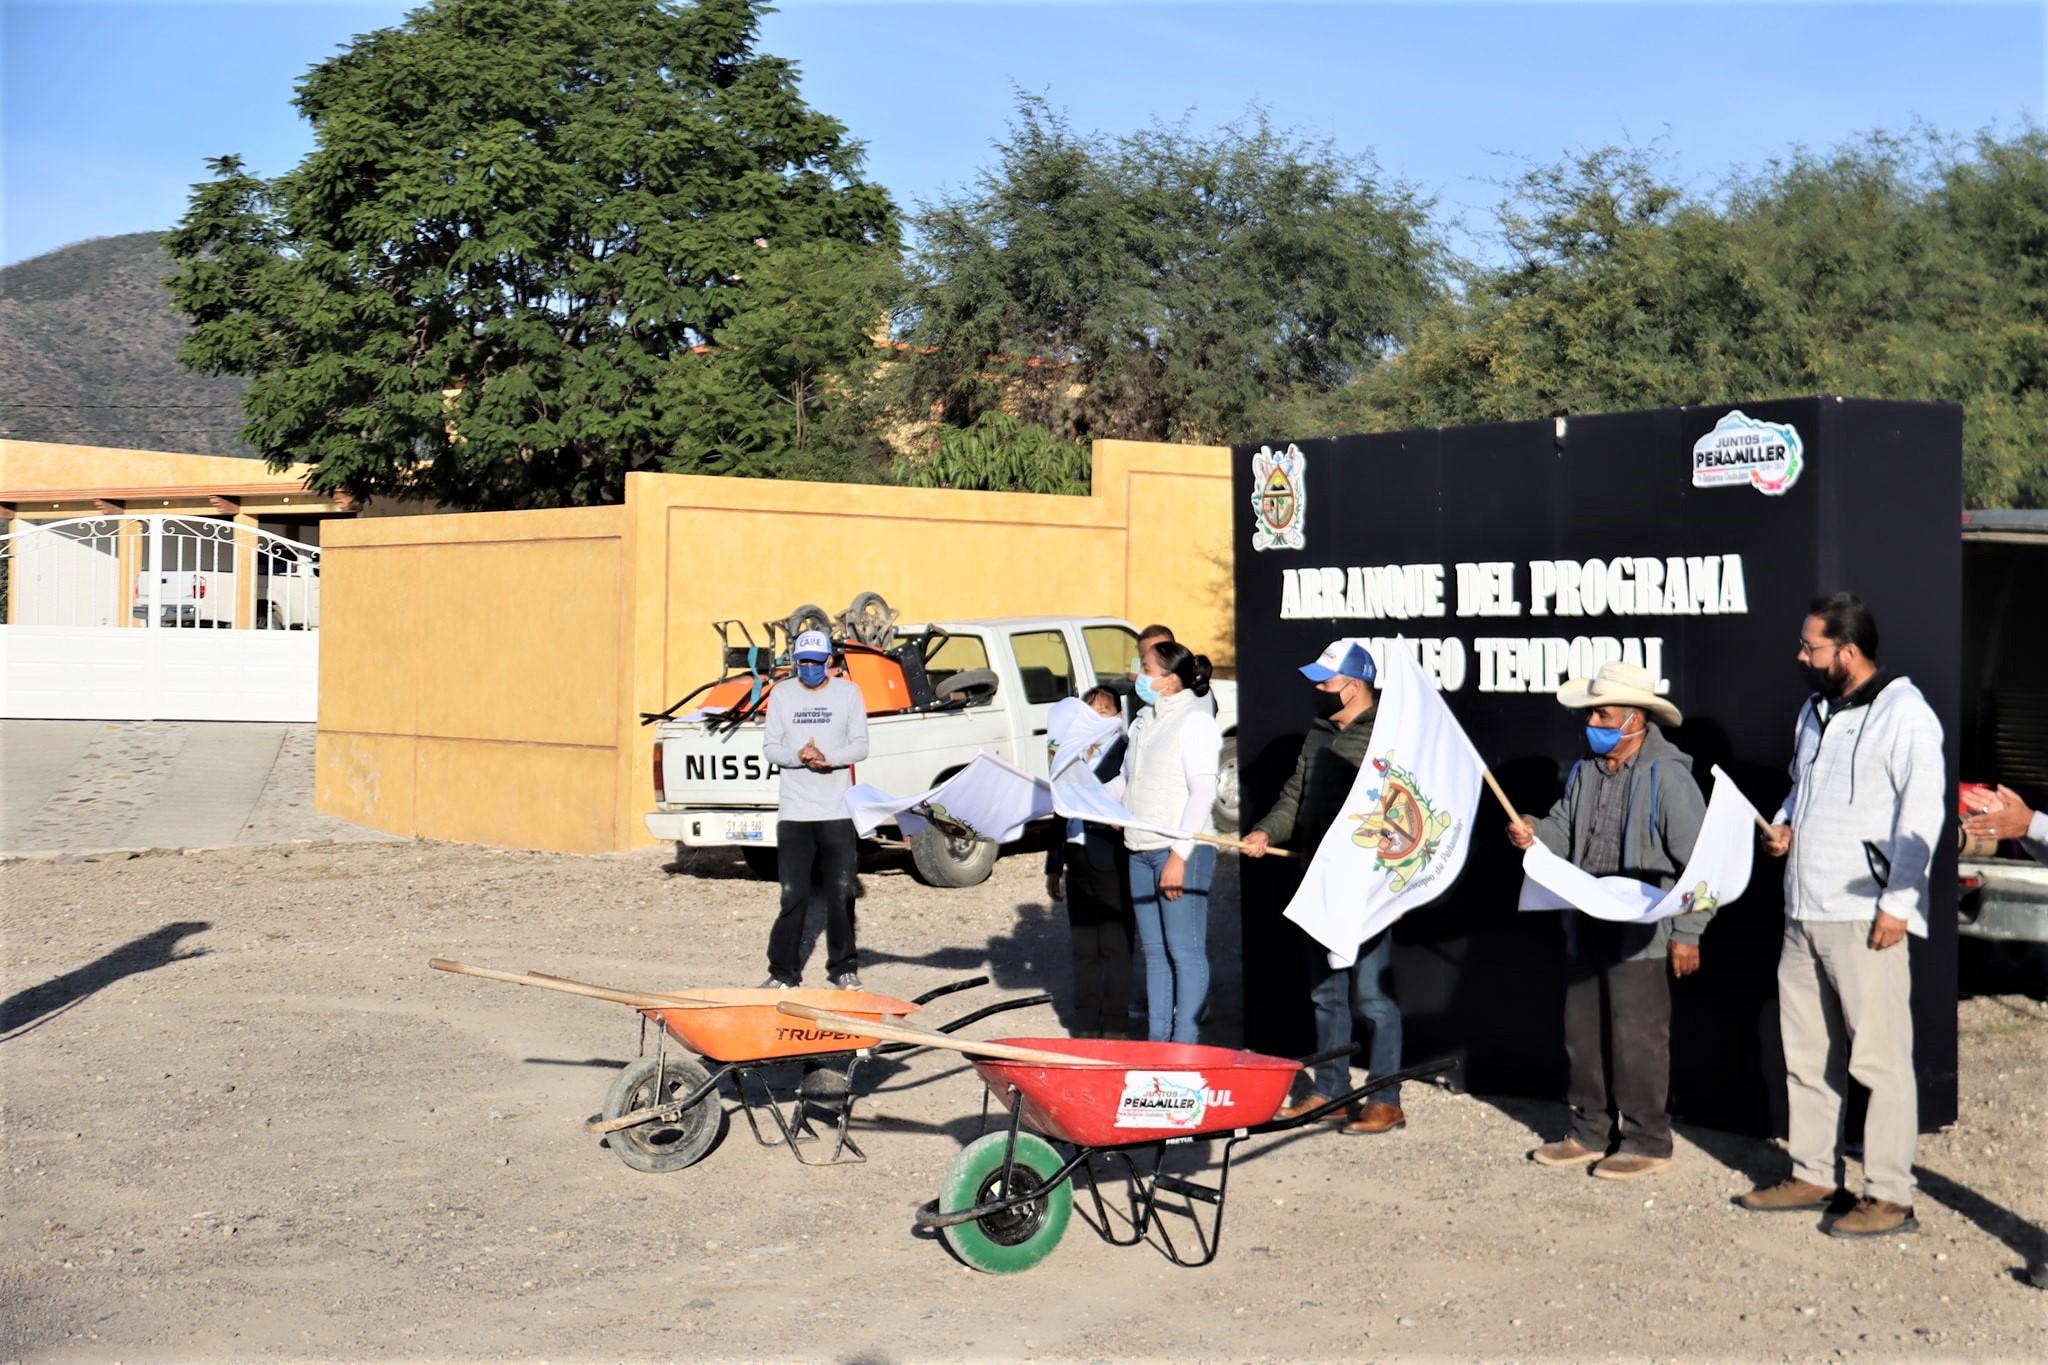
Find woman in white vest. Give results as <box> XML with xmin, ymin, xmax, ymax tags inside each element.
<box><xmin>1123</xmin><ymin>640</ymin><xmax>1223</xmax><ymax>1043</ymax></box>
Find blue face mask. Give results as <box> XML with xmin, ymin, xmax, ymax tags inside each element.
<box><xmin>796</xmin><ymin>660</ymin><xmax>828</xmax><ymax>687</ymax></box>
<box><xmin>1133</xmin><ymin>674</ymin><xmax>1162</xmax><ymax>706</ymax></box>
<box><xmin>1586</xmin><ymin>717</ymin><xmax>1638</xmax><ymax>755</ymax></box>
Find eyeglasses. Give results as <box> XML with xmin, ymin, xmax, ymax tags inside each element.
<box><xmin>1795</xmin><ymin>637</ymin><xmax>1835</xmax><ymax>658</ymax></box>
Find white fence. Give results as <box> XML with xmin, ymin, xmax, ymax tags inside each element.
<box><xmin>0</xmin><ymin>515</ymin><xmax>322</xmax><ymax>721</ymax></box>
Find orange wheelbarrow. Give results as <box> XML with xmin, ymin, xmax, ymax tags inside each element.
<box><xmin>429</xmin><ymin>960</ymin><xmax>1048</xmax><ymax>1173</ymax></box>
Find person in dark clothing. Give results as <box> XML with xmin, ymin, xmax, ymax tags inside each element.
<box><xmin>1045</xmin><ymin>688</ymin><xmax>1134</xmax><ymax>1037</ymax></box>
<box><xmin>1507</xmin><ymin>661</ymin><xmax>1709</xmax><ymax>1181</ymax></box>
<box><xmin>1241</xmin><ymin>639</ymin><xmax>1407</xmax><ymax>1135</ymax></box>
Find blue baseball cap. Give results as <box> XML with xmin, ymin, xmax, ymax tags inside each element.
<box><xmin>792</xmin><ymin>630</ymin><xmax>833</xmax><ymax>661</ymax></box>
<box><xmin>1300</xmin><ymin>639</ymin><xmax>1376</xmax><ymax>684</ymax></box>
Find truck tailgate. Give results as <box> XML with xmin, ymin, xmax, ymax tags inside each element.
<box><xmin>657</xmin><ymin>720</ymin><xmax>779</xmax><ymax>807</ymax></box>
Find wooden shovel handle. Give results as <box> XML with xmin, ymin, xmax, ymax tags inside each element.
<box><xmin>525</xmin><ymin>970</ymin><xmax>720</xmax><ymax>1008</ymax></box>
<box><xmin>1187</xmin><ymin>831</ymin><xmax>1295</xmax><ymax>858</ymax></box>
<box><xmin>774</xmin><ymin>1002</ymin><xmax>1119</xmax><ymax>1067</ymax></box>
<box><xmin>428</xmin><ymin>959</ymin><xmax>714</xmax><ymax>1011</ymax></box>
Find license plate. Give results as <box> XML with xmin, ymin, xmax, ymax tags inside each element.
<box><xmin>724</xmin><ymin>816</ymin><xmax>766</xmax><ymax>842</ymax></box>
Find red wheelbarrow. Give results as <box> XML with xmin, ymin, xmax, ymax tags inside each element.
<box><xmin>430</xmin><ymin>960</ymin><xmax>1049</xmax><ymax>1173</ymax></box>
<box><xmin>778</xmin><ymin>1003</ymin><xmax>1458</xmax><ymax>1273</ymax></box>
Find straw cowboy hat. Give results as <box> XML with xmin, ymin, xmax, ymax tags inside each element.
<box><xmin>1555</xmin><ymin>661</ymin><xmax>1683</xmax><ymax>728</ymax></box>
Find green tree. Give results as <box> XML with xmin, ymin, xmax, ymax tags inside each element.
<box><xmin>1357</xmin><ymin>130</ymin><xmax>2048</xmax><ymax>507</ymax></box>
<box><xmin>904</xmin><ymin>97</ymin><xmax>1441</xmax><ymax>446</ymax></box>
<box><xmin>166</xmin><ymin>0</ymin><xmax>897</xmax><ymax>509</ymax></box>
<box><xmin>896</xmin><ymin>412</ymin><xmax>1091</xmax><ymax>495</ymax></box>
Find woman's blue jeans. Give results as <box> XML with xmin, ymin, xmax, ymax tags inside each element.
<box><xmin>1128</xmin><ymin>844</ymin><xmax>1217</xmax><ymax>1043</ymax></box>
<box><xmin>1308</xmin><ymin>927</ymin><xmax>1404</xmax><ymax>1104</ymax></box>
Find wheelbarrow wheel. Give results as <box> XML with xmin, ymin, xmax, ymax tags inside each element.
<box><xmin>936</xmin><ymin>1131</ymin><xmax>1072</xmax><ymax>1273</ymax></box>
<box><xmin>601</xmin><ymin>1056</ymin><xmax>723</xmax><ymax>1174</ymax></box>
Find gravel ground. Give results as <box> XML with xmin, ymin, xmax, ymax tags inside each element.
<box><xmin>2</xmin><ymin>839</ymin><xmax>2043</xmax><ymax>1362</ymax></box>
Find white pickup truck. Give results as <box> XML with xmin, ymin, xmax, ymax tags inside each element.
<box><xmin>645</xmin><ymin>615</ymin><xmax>1240</xmax><ymax>886</ymax></box>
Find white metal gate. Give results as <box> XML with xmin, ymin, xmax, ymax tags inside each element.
<box><xmin>0</xmin><ymin>515</ymin><xmax>322</xmax><ymax>721</ymax></box>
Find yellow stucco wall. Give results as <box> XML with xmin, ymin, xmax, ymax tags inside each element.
<box><xmin>318</xmin><ymin>439</ymin><xmax>1234</xmax><ymax>852</ymax></box>
<box><xmin>317</xmin><ymin>505</ymin><xmax>633</xmax><ymax>853</ymax></box>
<box><xmin>0</xmin><ymin>439</ymin><xmax>316</xmax><ymax>492</ymax></box>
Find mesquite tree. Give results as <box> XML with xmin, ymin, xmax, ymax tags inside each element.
<box><xmin>167</xmin><ymin>0</ymin><xmax>897</xmax><ymax>508</ymax></box>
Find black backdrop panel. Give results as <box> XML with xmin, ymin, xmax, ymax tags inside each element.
<box><xmin>1231</xmin><ymin>398</ymin><xmax>1961</xmax><ymax>1134</ymax></box>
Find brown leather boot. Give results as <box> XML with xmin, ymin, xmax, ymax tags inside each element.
<box><xmin>1530</xmin><ymin>1137</ymin><xmax>1603</xmax><ymax>1167</ymax></box>
<box><xmin>1342</xmin><ymin>1102</ymin><xmax>1405</xmax><ymax>1135</ymax></box>
<box><xmin>1826</xmin><ymin>1198</ymin><xmax>1918</xmax><ymax>1238</ymax></box>
<box><xmin>1592</xmin><ymin>1152</ymin><xmax>1671</xmax><ymax>1181</ymax></box>
<box><xmin>1737</xmin><ymin>1177</ymin><xmax>1838</xmax><ymax>1212</ymax></box>
<box><xmin>1275</xmin><ymin>1093</ymin><xmax>1347</xmax><ymax>1123</ymax></box>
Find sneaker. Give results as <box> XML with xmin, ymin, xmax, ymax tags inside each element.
<box><xmin>827</xmin><ymin>972</ymin><xmax>863</xmax><ymax>991</ymax></box>
<box><xmin>1737</xmin><ymin>1177</ymin><xmax>1839</xmax><ymax>1212</ymax></box>
<box><xmin>1530</xmin><ymin>1137</ymin><xmax>1604</xmax><ymax>1167</ymax></box>
<box><xmin>1592</xmin><ymin>1152</ymin><xmax>1671</xmax><ymax>1181</ymax></box>
<box><xmin>1825</xmin><ymin>1197</ymin><xmax>1917</xmax><ymax>1238</ymax></box>
<box><xmin>758</xmin><ymin>975</ymin><xmax>797</xmax><ymax>990</ymax></box>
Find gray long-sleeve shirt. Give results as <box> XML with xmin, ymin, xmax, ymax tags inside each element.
<box><xmin>762</xmin><ymin>676</ymin><xmax>870</xmax><ymax>824</ymax></box>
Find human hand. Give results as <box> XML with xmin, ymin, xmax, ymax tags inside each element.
<box><xmin>1963</xmin><ymin>785</ymin><xmax>2036</xmax><ymax>842</ymax></box>
<box><xmin>798</xmin><ymin>738</ymin><xmax>829</xmax><ymax>770</ymax></box>
<box><xmin>1240</xmin><ymin>830</ymin><xmax>1271</xmax><ymax>859</ymax></box>
<box><xmin>1161</xmin><ymin>852</ymin><xmax>1186</xmax><ymax>901</ymax></box>
<box><xmin>1669</xmin><ymin>942</ymin><xmax>1701</xmax><ymax>978</ymax></box>
<box><xmin>1045</xmin><ymin>873</ymin><xmax>1064</xmax><ymax>903</ymax></box>
<box><xmin>1869</xmin><ymin>911</ymin><xmax>1909</xmax><ymax>951</ymax></box>
<box><xmin>1760</xmin><ymin>823</ymin><xmax>1793</xmax><ymax>858</ymax></box>
<box><xmin>1507</xmin><ymin>818</ymin><xmax>1534</xmax><ymax>851</ymax></box>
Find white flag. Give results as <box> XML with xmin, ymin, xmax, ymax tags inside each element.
<box><xmin>1049</xmin><ymin>761</ymin><xmax>1186</xmax><ymax>842</ymax></box>
<box><xmin>1518</xmin><ymin>843</ymin><xmax>1663</xmax><ymax>921</ymax></box>
<box><xmin>1044</xmin><ymin>697</ymin><xmax>1124</xmax><ymax>776</ymax></box>
<box><xmin>1283</xmin><ymin>640</ymin><xmax>1487</xmax><ymax>966</ymax></box>
<box><xmin>844</xmin><ymin>752</ymin><xmax>1052</xmax><ymax>843</ymax></box>
<box><xmin>1517</xmin><ymin>765</ymin><xmax>1760</xmax><ymax>923</ymax></box>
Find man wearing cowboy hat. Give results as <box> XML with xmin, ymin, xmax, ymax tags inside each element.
<box><xmin>1507</xmin><ymin>660</ymin><xmax>1710</xmax><ymax>1180</ymax></box>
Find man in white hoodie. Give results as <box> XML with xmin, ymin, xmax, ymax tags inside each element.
<box><xmin>1740</xmin><ymin>593</ymin><xmax>1945</xmax><ymax>1239</ymax></box>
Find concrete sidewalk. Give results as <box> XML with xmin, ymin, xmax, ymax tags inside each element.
<box><xmin>0</xmin><ymin>720</ymin><xmax>399</xmax><ymax>855</ymax></box>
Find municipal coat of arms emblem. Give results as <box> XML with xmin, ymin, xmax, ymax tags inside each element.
<box><xmin>1250</xmin><ymin>443</ymin><xmax>1306</xmax><ymax>551</ymax></box>
<box><xmin>1351</xmin><ymin>750</ymin><xmax>1455</xmax><ymax>892</ymax></box>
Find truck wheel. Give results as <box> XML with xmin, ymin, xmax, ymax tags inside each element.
<box><xmin>741</xmin><ymin>847</ymin><xmax>780</xmax><ymax>881</ymax></box>
<box><xmin>910</xmin><ymin>824</ymin><xmax>999</xmax><ymax>888</ymax></box>
<box><xmin>1213</xmin><ymin>736</ymin><xmax>1240</xmax><ymax>833</ymax></box>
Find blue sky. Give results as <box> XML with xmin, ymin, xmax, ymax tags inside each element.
<box><xmin>3</xmin><ymin>1</ymin><xmax>2042</xmax><ymax>267</ymax></box>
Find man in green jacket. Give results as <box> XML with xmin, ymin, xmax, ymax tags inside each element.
<box><xmin>1242</xmin><ymin>639</ymin><xmax>1407</xmax><ymax>1135</ymax></box>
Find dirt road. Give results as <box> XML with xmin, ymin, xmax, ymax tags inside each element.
<box><xmin>3</xmin><ymin>840</ymin><xmax>2043</xmax><ymax>1361</ymax></box>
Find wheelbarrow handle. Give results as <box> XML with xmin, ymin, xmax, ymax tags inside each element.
<box><xmin>1257</xmin><ymin>1055</ymin><xmax>1464</xmax><ymax>1132</ymax></box>
<box><xmin>909</xmin><ymin>975</ymin><xmax>991</xmax><ymax>1006</ymax></box>
<box><xmin>876</xmin><ymin>992</ymin><xmax>1055</xmax><ymax>1054</ymax></box>
<box><xmin>1295</xmin><ymin>1043</ymin><xmax>1362</xmax><ymax>1069</ymax></box>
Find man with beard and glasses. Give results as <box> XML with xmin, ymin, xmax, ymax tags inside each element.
<box><xmin>1740</xmin><ymin>593</ymin><xmax>1945</xmax><ymax>1239</ymax></box>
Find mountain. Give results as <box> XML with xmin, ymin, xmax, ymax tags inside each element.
<box><xmin>0</xmin><ymin>232</ymin><xmax>258</xmax><ymax>458</ymax></box>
